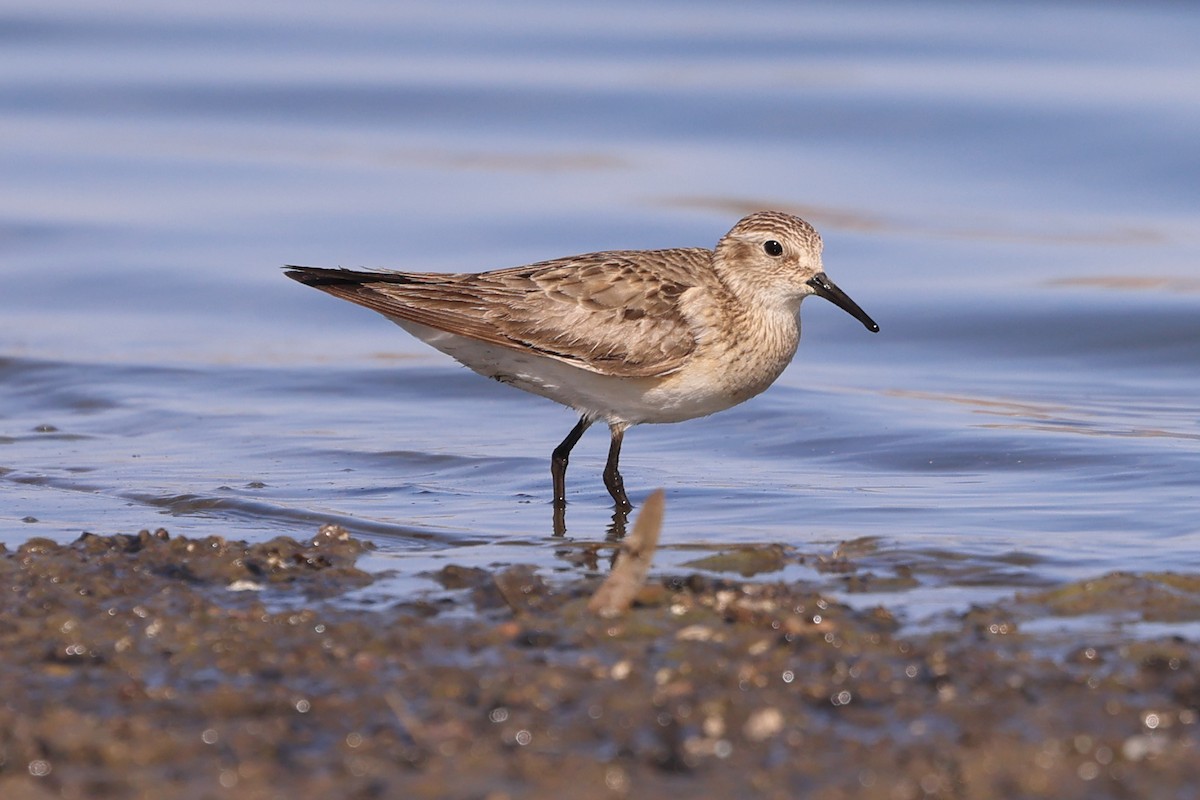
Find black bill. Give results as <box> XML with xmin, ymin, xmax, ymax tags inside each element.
<box><xmin>807</xmin><ymin>272</ymin><xmax>879</xmax><ymax>333</ymax></box>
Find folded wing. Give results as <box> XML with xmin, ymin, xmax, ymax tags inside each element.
<box><xmin>285</xmin><ymin>248</ymin><xmax>711</xmax><ymax>378</ymax></box>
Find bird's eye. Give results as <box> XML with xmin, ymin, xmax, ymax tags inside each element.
<box><xmin>763</xmin><ymin>240</ymin><xmax>783</xmax><ymax>257</ymax></box>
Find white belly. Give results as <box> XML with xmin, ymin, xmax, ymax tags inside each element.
<box><xmin>391</xmin><ymin>319</ymin><xmax>743</xmax><ymax>426</ymax></box>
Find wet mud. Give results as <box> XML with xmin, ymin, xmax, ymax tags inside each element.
<box><xmin>1</xmin><ymin>528</ymin><xmax>1198</xmax><ymax>799</ymax></box>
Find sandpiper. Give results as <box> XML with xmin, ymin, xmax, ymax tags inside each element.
<box><xmin>286</xmin><ymin>211</ymin><xmax>878</xmax><ymax>510</ymax></box>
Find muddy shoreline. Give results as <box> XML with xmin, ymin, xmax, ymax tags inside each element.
<box><xmin>1</xmin><ymin>527</ymin><xmax>1197</xmax><ymax>799</ymax></box>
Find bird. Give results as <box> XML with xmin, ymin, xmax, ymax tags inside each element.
<box><xmin>285</xmin><ymin>211</ymin><xmax>878</xmax><ymax>511</ymax></box>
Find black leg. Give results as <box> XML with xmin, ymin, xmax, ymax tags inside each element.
<box><xmin>551</xmin><ymin>416</ymin><xmax>592</xmax><ymax>506</ymax></box>
<box><xmin>603</xmin><ymin>424</ymin><xmax>632</xmax><ymax>512</ymax></box>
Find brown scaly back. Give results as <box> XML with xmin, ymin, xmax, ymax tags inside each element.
<box><xmin>285</xmin><ymin>247</ymin><xmax>715</xmax><ymax>378</ymax></box>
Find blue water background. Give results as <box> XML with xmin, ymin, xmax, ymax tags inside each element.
<box><xmin>3</xmin><ymin>0</ymin><xmax>1198</xmax><ymax>625</ymax></box>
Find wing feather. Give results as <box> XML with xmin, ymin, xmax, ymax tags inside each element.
<box><xmin>285</xmin><ymin>248</ymin><xmax>713</xmax><ymax>378</ymax></box>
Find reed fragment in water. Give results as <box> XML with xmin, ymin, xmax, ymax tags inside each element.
<box><xmin>588</xmin><ymin>488</ymin><xmax>665</xmax><ymax>617</ymax></box>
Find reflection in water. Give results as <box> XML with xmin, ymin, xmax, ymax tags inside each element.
<box><xmin>605</xmin><ymin>507</ymin><xmax>630</xmax><ymax>541</ymax></box>
<box><xmin>554</xmin><ymin>501</ymin><xmax>629</xmax><ymax>539</ymax></box>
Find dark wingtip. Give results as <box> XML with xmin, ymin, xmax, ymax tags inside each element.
<box><xmin>284</xmin><ymin>266</ymin><xmax>368</xmax><ymax>287</ymax></box>
<box><xmin>283</xmin><ymin>265</ymin><xmax>322</xmax><ymax>285</ymax></box>
<box><xmin>284</xmin><ymin>265</ymin><xmax>416</xmax><ymax>288</ymax></box>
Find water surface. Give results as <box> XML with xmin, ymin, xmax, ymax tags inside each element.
<box><xmin>3</xmin><ymin>0</ymin><xmax>1198</xmax><ymax>628</ymax></box>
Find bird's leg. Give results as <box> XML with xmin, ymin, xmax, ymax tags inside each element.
<box><xmin>603</xmin><ymin>423</ymin><xmax>632</xmax><ymax>512</ymax></box>
<box><xmin>551</xmin><ymin>416</ymin><xmax>592</xmax><ymax>506</ymax></box>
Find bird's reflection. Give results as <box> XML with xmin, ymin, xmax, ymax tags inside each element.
<box><xmin>552</xmin><ymin>501</ymin><xmax>629</xmax><ymax>540</ymax></box>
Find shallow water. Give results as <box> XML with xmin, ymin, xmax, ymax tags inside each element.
<box><xmin>3</xmin><ymin>0</ymin><xmax>1199</xmax><ymax>628</ymax></box>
